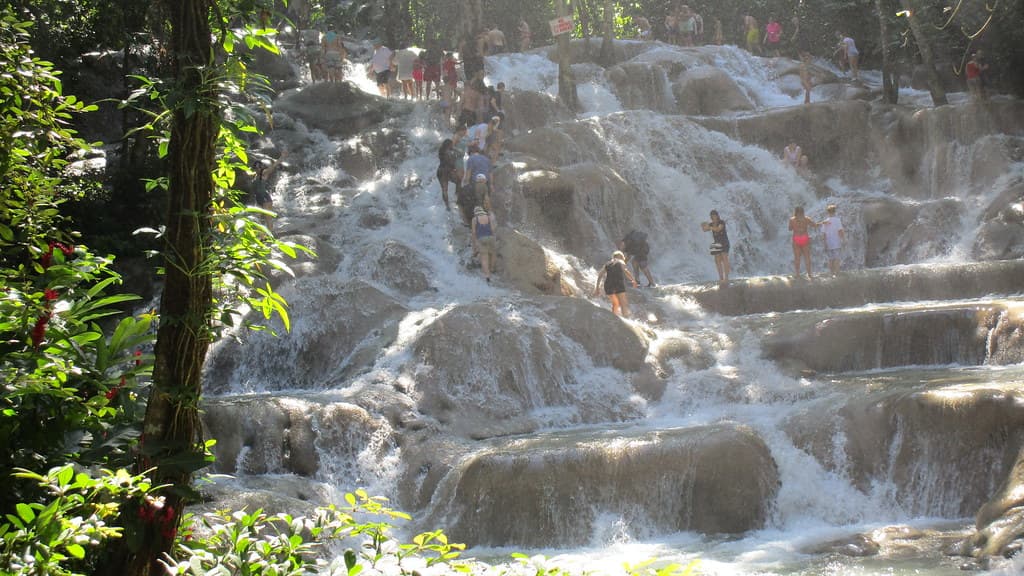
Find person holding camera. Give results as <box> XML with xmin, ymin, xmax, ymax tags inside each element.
<box><xmin>701</xmin><ymin>209</ymin><xmax>730</xmax><ymax>286</ymax></box>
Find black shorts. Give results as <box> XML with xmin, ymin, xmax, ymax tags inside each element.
<box><xmin>375</xmin><ymin>69</ymin><xmax>391</xmax><ymax>86</ymax></box>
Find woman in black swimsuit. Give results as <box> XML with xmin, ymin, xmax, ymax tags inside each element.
<box><xmin>436</xmin><ymin>138</ymin><xmax>458</xmax><ymax>211</ymax></box>
<box><xmin>701</xmin><ymin>209</ymin><xmax>731</xmax><ymax>286</ymax></box>
<box><xmin>593</xmin><ymin>251</ymin><xmax>639</xmax><ymax>317</ymax></box>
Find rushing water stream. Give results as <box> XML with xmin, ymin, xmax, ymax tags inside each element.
<box><xmin>198</xmin><ymin>38</ymin><xmax>1024</xmax><ymax>574</ymax></box>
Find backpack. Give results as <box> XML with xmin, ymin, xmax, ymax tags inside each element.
<box><xmin>623</xmin><ymin>230</ymin><xmax>648</xmax><ymax>253</ymax></box>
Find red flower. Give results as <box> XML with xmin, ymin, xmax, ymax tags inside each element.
<box><xmin>56</xmin><ymin>243</ymin><xmax>74</xmax><ymax>256</ymax></box>
<box><xmin>31</xmin><ymin>313</ymin><xmax>51</xmax><ymax>348</ymax></box>
<box><xmin>134</xmin><ymin>350</ymin><xmax>143</xmax><ymax>366</ymax></box>
<box><xmin>40</xmin><ymin>253</ymin><xmax>52</xmax><ymax>269</ymax></box>
<box><xmin>44</xmin><ymin>289</ymin><xmax>59</xmax><ymax>301</ymax></box>
<box><xmin>105</xmin><ymin>388</ymin><xmax>119</xmax><ymax>400</ymax></box>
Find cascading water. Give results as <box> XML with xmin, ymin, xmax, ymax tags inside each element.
<box><xmin>199</xmin><ymin>38</ymin><xmax>1024</xmax><ymax>575</ymax></box>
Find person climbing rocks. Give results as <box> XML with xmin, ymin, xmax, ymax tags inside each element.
<box><xmin>744</xmin><ymin>15</ymin><xmax>760</xmax><ymax>55</ymax></box>
<box><xmin>789</xmin><ymin>205</ymin><xmax>819</xmax><ymax>279</ymax></box>
<box><xmin>619</xmin><ymin>229</ymin><xmax>655</xmax><ymax>287</ymax></box>
<box><xmin>488</xmin><ymin>24</ymin><xmax>506</xmax><ymax>54</ymax></box>
<box><xmin>818</xmin><ymin>204</ymin><xmax>845</xmax><ymax>275</ymax></box>
<box><xmin>412</xmin><ymin>53</ymin><xmax>424</xmax><ymax>100</ymax></box>
<box><xmin>436</xmin><ymin>138</ymin><xmax>459</xmax><ymax>211</ymax></box>
<box><xmin>441</xmin><ymin>52</ymin><xmax>459</xmax><ymax>116</ymax></box>
<box><xmin>395</xmin><ymin>44</ymin><xmax>418</xmax><ymax>100</ymax></box>
<box><xmin>370</xmin><ymin>39</ymin><xmax>394</xmax><ymax>98</ymax></box>
<box><xmin>518</xmin><ymin>17</ymin><xmax>532</xmax><ymax>51</ymax></box>
<box><xmin>763</xmin><ymin>15</ymin><xmax>782</xmax><ymax>57</ymax></box>
<box><xmin>456</xmin><ymin>176</ymin><xmax>479</xmax><ymax>227</ymax></box>
<box><xmin>701</xmin><ymin>210</ymin><xmax>731</xmax><ymax>286</ymax></box>
<box><xmin>783</xmin><ymin>142</ymin><xmax>802</xmax><ymax>168</ymax></box>
<box><xmin>422</xmin><ymin>43</ymin><xmax>442</xmax><ymax>100</ymax></box>
<box><xmin>302</xmin><ymin>28</ymin><xmax>324</xmax><ymax>82</ymax></box>
<box><xmin>835</xmin><ymin>32</ymin><xmax>859</xmax><ymax>80</ymax></box>
<box><xmin>635</xmin><ymin>14</ymin><xmax>652</xmax><ymax>40</ymax></box>
<box><xmin>464</xmin><ymin>144</ymin><xmax>491</xmax><ymax>186</ymax></box>
<box><xmin>966</xmin><ymin>51</ymin><xmax>989</xmax><ymax>101</ymax></box>
<box><xmin>471</xmin><ymin>205</ymin><xmax>498</xmax><ymax>283</ymax></box>
<box><xmin>250</xmin><ymin>150</ymin><xmax>288</xmax><ymax>232</ymax></box>
<box><xmin>593</xmin><ymin>251</ymin><xmax>639</xmax><ymax>317</ymax></box>
<box><xmin>321</xmin><ymin>25</ymin><xmax>347</xmax><ymax>82</ymax></box>
<box><xmin>800</xmin><ymin>53</ymin><xmax>813</xmax><ymax>104</ymax></box>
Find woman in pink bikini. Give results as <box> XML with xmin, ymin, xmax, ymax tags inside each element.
<box><xmin>788</xmin><ymin>206</ymin><xmax>818</xmax><ymax>279</ymax></box>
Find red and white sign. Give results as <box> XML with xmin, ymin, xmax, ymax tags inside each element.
<box><xmin>549</xmin><ymin>16</ymin><xmax>574</xmax><ymax>37</ymax></box>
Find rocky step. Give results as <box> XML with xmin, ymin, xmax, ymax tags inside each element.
<box><xmin>786</xmin><ymin>364</ymin><xmax>1024</xmax><ymax>519</ymax></box>
<box><xmin>421</xmin><ymin>422</ymin><xmax>779</xmax><ymax>548</ymax></box>
<box><xmin>669</xmin><ymin>259</ymin><xmax>1024</xmax><ymax>316</ymax></box>
<box><xmin>747</xmin><ymin>298</ymin><xmax>1024</xmax><ymax>374</ymax></box>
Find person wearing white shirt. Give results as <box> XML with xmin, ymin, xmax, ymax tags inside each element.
<box><xmin>819</xmin><ymin>204</ymin><xmax>846</xmax><ymax>275</ymax></box>
<box><xmin>371</xmin><ymin>40</ymin><xmax>394</xmax><ymax>97</ymax></box>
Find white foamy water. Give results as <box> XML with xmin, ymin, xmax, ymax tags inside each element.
<box><xmin>207</xmin><ymin>42</ymin><xmax>1024</xmax><ymax>575</ymax></box>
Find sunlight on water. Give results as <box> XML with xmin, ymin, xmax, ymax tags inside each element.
<box><xmin>200</xmin><ymin>38</ymin><xmax>1024</xmax><ymax>575</ymax></box>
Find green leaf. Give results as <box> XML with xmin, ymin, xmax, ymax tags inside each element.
<box><xmin>57</xmin><ymin>465</ymin><xmax>74</xmax><ymax>487</ymax></box>
<box><xmin>66</xmin><ymin>544</ymin><xmax>85</xmax><ymax>559</ymax></box>
<box><xmin>15</xmin><ymin>503</ymin><xmax>34</xmax><ymax>523</ymax></box>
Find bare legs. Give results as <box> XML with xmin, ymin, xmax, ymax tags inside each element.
<box><xmin>608</xmin><ymin>293</ymin><xmax>630</xmax><ymax>317</ymax></box>
<box><xmin>792</xmin><ymin>242</ymin><xmax>812</xmax><ymax>278</ymax></box>
<box><xmin>714</xmin><ymin>252</ymin><xmax>730</xmax><ymax>284</ymax></box>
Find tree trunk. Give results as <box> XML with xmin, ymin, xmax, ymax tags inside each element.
<box><xmin>579</xmin><ymin>0</ymin><xmax>591</xmax><ymax>54</ymax></box>
<box><xmin>384</xmin><ymin>0</ymin><xmax>412</xmax><ymax>48</ymax></box>
<box><xmin>102</xmin><ymin>1</ymin><xmax>218</xmax><ymax>574</ymax></box>
<box><xmin>459</xmin><ymin>0</ymin><xmax>484</xmax><ymax>85</ymax></box>
<box><xmin>900</xmin><ymin>0</ymin><xmax>948</xmax><ymax>105</ymax></box>
<box><xmin>556</xmin><ymin>0</ymin><xmax>579</xmax><ymax>111</ymax></box>
<box><xmin>599</xmin><ymin>0</ymin><xmax>614</xmax><ymax>66</ymax></box>
<box><xmin>876</xmin><ymin>0</ymin><xmax>899</xmax><ymax>103</ymax></box>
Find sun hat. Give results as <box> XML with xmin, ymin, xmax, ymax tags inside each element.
<box><xmin>474</xmin><ymin>206</ymin><xmax>487</xmax><ymax>216</ymax></box>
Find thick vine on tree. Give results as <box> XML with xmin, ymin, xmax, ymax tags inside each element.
<box><xmin>459</xmin><ymin>0</ymin><xmax>484</xmax><ymax>87</ymax></box>
<box><xmin>102</xmin><ymin>1</ymin><xmax>219</xmax><ymax>574</ymax></box>
<box><xmin>555</xmin><ymin>0</ymin><xmax>579</xmax><ymax>111</ymax></box>
<box><xmin>876</xmin><ymin>0</ymin><xmax>898</xmax><ymax>104</ymax></box>
<box><xmin>900</xmin><ymin>0</ymin><xmax>948</xmax><ymax>105</ymax></box>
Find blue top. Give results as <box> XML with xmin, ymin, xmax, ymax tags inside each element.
<box><xmin>466</xmin><ymin>153</ymin><xmax>491</xmax><ymax>180</ymax></box>
<box><xmin>474</xmin><ymin>215</ymin><xmax>493</xmax><ymax>238</ymax></box>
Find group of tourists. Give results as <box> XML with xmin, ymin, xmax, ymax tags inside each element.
<box><xmin>301</xmin><ymin>25</ymin><xmax>348</xmax><ymax>83</ymax></box>
<box><xmin>591</xmin><ymin>201</ymin><xmax>845</xmax><ymax>317</ymax></box>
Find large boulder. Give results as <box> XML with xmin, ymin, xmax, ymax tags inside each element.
<box><xmin>273</xmin><ymin>82</ymin><xmax>412</xmax><ymax>138</ymax></box>
<box><xmin>875</xmin><ymin>101</ymin><xmax>1024</xmax><ymax>197</ymax></box>
<box><xmin>537</xmin><ymin>296</ymin><xmax>649</xmax><ymax>371</ymax></box>
<box><xmin>203</xmin><ymin>279</ymin><xmax>408</xmax><ymax>393</ymax></box>
<box><xmin>676</xmin><ymin>259</ymin><xmax>1024</xmax><ymax>316</ymax></box>
<box><xmin>203</xmin><ymin>397</ymin><xmax>389</xmax><ymax>480</ymax></box>
<box><xmin>958</xmin><ymin>447</ymin><xmax>1024</xmax><ymax>560</ymax></box>
<box><xmin>973</xmin><ymin>181</ymin><xmax>1024</xmax><ymax>261</ymax></box>
<box><xmin>673</xmin><ymin>66</ymin><xmax>754</xmax><ymax>116</ymax></box>
<box><xmin>502</xmin><ymin>90</ymin><xmax>574</xmax><ymax>135</ymax></box>
<box><xmin>372</xmin><ymin>240</ymin><xmax>433</xmax><ymax>296</ymax></box>
<box><xmin>785</xmin><ymin>383</ymin><xmax>1024</xmax><ymax>518</ymax></box>
<box><xmin>496</xmin><ymin>228</ymin><xmax>566</xmax><ymax>295</ymax></box>
<box><xmin>693</xmin><ymin>100</ymin><xmax>874</xmax><ymax>181</ymax></box>
<box><xmin>407</xmin><ymin>301</ymin><xmax>648</xmax><ymax>438</ymax></box>
<box><xmin>431</xmin><ymin>423</ymin><xmax>779</xmax><ymax>547</ymax></box>
<box><xmin>762</xmin><ymin>306</ymin><xmax>1013</xmax><ymax>373</ymax></box>
<box><xmin>496</xmin><ymin>161</ymin><xmax>641</xmax><ymax>263</ymax></box>
<box><xmin>607</xmin><ymin>62</ymin><xmax>675</xmax><ymax>112</ymax></box>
